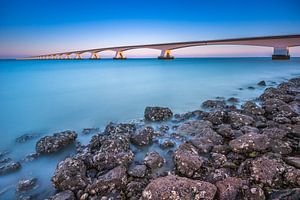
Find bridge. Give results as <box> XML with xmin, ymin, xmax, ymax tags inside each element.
<box><xmin>21</xmin><ymin>34</ymin><xmax>300</xmax><ymax>60</ymax></box>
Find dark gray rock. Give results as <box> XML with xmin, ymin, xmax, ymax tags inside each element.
<box><xmin>268</xmin><ymin>188</ymin><xmax>300</xmax><ymax>200</ymax></box>
<box><xmin>16</xmin><ymin>133</ymin><xmax>39</xmax><ymax>143</ymax></box>
<box><xmin>228</xmin><ymin>112</ymin><xmax>255</xmax><ymax>129</ymax></box>
<box><xmin>159</xmin><ymin>139</ymin><xmax>175</xmax><ymax>149</ymax></box>
<box><xmin>141</xmin><ymin>175</ymin><xmax>217</xmax><ymax>200</ymax></box>
<box><xmin>143</xmin><ymin>151</ymin><xmax>165</xmax><ymax>169</ymax></box>
<box><xmin>174</xmin><ymin>142</ymin><xmax>204</xmax><ymax>177</ymax></box>
<box><xmin>257</xmin><ymin>80</ymin><xmax>266</xmax><ymax>86</ymax></box>
<box><xmin>48</xmin><ymin>190</ymin><xmax>75</xmax><ymax>200</ymax></box>
<box><xmin>52</xmin><ymin>158</ymin><xmax>88</xmax><ymax>192</ymax></box>
<box><xmin>215</xmin><ymin>177</ymin><xmax>249</xmax><ymax>200</ymax></box>
<box><xmin>128</xmin><ymin>164</ymin><xmax>147</xmax><ymax>178</ymax></box>
<box><xmin>242</xmin><ymin>101</ymin><xmax>265</xmax><ymax>115</ymax></box>
<box><xmin>202</xmin><ymin>100</ymin><xmax>226</xmax><ymax>109</ymax></box>
<box><xmin>144</xmin><ymin>106</ymin><xmax>173</xmax><ymax>121</ymax></box>
<box><xmin>284</xmin><ymin>156</ymin><xmax>300</xmax><ymax>169</ymax></box>
<box><xmin>16</xmin><ymin>178</ymin><xmax>37</xmax><ymax>192</ymax></box>
<box><xmin>0</xmin><ymin>161</ymin><xmax>21</xmax><ymax>175</ymax></box>
<box><xmin>86</xmin><ymin>165</ymin><xmax>127</xmax><ymax>196</ymax></box>
<box><xmin>36</xmin><ymin>131</ymin><xmax>77</xmax><ymax>154</ymax></box>
<box><xmin>130</xmin><ymin>126</ymin><xmax>154</xmax><ymax>146</ymax></box>
<box><xmin>229</xmin><ymin>133</ymin><xmax>269</xmax><ymax>153</ymax></box>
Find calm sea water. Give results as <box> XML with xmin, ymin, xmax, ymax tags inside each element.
<box><xmin>1</xmin><ymin>58</ymin><xmax>300</xmax><ymax>198</ymax></box>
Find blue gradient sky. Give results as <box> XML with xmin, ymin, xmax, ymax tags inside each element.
<box><xmin>1</xmin><ymin>0</ymin><xmax>300</xmax><ymax>58</ymax></box>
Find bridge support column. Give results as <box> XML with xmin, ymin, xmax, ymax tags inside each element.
<box><xmin>114</xmin><ymin>51</ymin><xmax>126</xmax><ymax>59</ymax></box>
<box><xmin>90</xmin><ymin>52</ymin><xmax>100</xmax><ymax>59</ymax></box>
<box><xmin>65</xmin><ymin>54</ymin><xmax>71</xmax><ymax>59</ymax></box>
<box><xmin>272</xmin><ymin>47</ymin><xmax>290</xmax><ymax>60</ymax></box>
<box><xmin>75</xmin><ymin>53</ymin><xmax>82</xmax><ymax>60</ymax></box>
<box><xmin>158</xmin><ymin>49</ymin><xmax>174</xmax><ymax>60</ymax></box>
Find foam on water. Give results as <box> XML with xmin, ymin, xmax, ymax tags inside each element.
<box><xmin>0</xmin><ymin>58</ymin><xmax>300</xmax><ymax>198</ymax></box>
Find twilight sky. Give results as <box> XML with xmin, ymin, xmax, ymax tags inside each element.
<box><xmin>1</xmin><ymin>0</ymin><xmax>300</xmax><ymax>58</ymax></box>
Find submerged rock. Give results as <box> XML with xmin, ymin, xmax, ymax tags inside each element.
<box><xmin>36</xmin><ymin>130</ymin><xmax>77</xmax><ymax>154</ymax></box>
<box><xmin>144</xmin><ymin>106</ymin><xmax>173</xmax><ymax>121</ymax></box>
<box><xmin>257</xmin><ymin>80</ymin><xmax>266</xmax><ymax>86</ymax></box>
<box><xmin>16</xmin><ymin>133</ymin><xmax>39</xmax><ymax>143</ymax></box>
<box><xmin>141</xmin><ymin>175</ymin><xmax>217</xmax><ymax>200</ymax></box>
<box><xmin>16</xmin><ymin>178</ymin><xmax>37</xmax><ymax>192</ymax></box>
<box><xmin>268</xmin><ymin>188</ymin><xmax>300</xmax><ymax>200</ymax></box>
<box><xmin>0</xmin><ymin>161</ymin><xmax>21</xmax><ymax>175</ymax></box>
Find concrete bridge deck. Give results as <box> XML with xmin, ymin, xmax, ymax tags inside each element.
<box><xmin>21</xmin><ymin>34</ymin><xmax>300</xmax><ymax>60</ymax></box>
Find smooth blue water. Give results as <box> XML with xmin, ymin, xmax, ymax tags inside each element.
<box><xmin>1</xmin><ymin>58</ymin><xmax>300</xmax><ymax>198</ymax></box>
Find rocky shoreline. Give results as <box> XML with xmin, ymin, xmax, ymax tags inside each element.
<box><xmin>1</xmin><ymin>76</ymin><xmax>300</xmax><ymax>200</ymax></box>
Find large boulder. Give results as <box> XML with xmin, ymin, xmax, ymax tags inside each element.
<box><xmin>141</xmin><ymin>175</ymin><xmax>217</xmax><ymax>200</ymax></box>
<box><xmin>86</xmin><ymin>165</ymin><xmax>127</xmax><ymax>196</ymax></box>
<box><xmin>173</xmin><ymin>142</ymin><xmax>204</xmax><ymax>177</ymax></box>
<box><xmin>144</xmin><ymin>106</ymin><xmax>173</xmax><ymax>121</ymax></box>
<box><xmin>241</xmin><ymin>101</ymin><xmax>265</xmax><ymax>116</ymax></box>
<box><xmin>48</xmin><ymin>190</ymin><xmax>75</xmax><ymax>200</ymax></box>
<box><xmin>36</xmin><ymin>131</ymin><xmax>77</xmax><ymax>154</ymax></box>
<box><xmin>16</xmin><ymin>178</ymin><xmax>37</xmax><ymax>192</ymax></box>
<box><xmin>52</xmin><ymin>158</ymin><xmax>88</xmax><ymax>192</ymax></box>
<box><xmin>229</xmin><ymin>133</ymin><xmax>269</xmax><ymax>153</ymax></box>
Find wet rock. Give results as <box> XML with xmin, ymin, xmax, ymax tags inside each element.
<box><xmin>283</xmin><ymin>165</ymin><xmax>300</xmax><ymax>186</ymax></box>
<box><xmin>241</xmin><ymin>126</ymin><xmax>259</xmax><ymax>134</ymax></box>
<box><xmin>141</xmin><ymin>175</ymin><xmax>217</xmax><ymax>200</ymax></box>
<box><xmin>228</xmin><ymin>112</ymin><xmax>255</xmax><ymax>129</ymax></box>
<box><xmin>0</xmin><ymin>161</ymin><xmax>21</xmax><ymax>175</ymax></box>
<box><xmin>159</xmin><ymin>124</ymin><xmax>169</xmax><ymax>132</ymax></box>
<box><xmin>202</xmin><ymin>100</ymin><xmax>226</xmax><ymax>109</ymax></box>
<box><xmin>260</xmin><ymin>87</ymin><xmax>294</xmax><ymax>103</ymax></box>
<box><xmin>16</xmin><ymin>133</ymin><xmax>38</xmax><ymax>143</ymax></box>
<box><xmin>48</xmin><ymin>190</ymin><xmax>75</xmax><ymax>200</ymax></box>
<box><xmin>126</xmin><ymin>181</ymin><xmax>147</xmax><ymax>200</ymax></box>
<box><xmin>257</xmin><ymin>80</ymin><xmax>266</xmax><ymax>86</ymax></box>
<box><xmin>176</xmin><ymin>120</ymin><xmax>212</xmax><ymax>136</ymax></box>
<box><xmin>24</xmin><ymin>153</ymin><xmax>39</xmax><ymax>162</ymax></box>
<box><xmin>144</xmin><ymin>106</ymin><xmax>173</xmax><ymax>122</ymax></box>
<box><xmin>52</xmin><ymin>158</ymin><xmax>88</xmax><ymax>192</ymax></box>
<box><xmin>16</xmin><ymin>178</ymin><xmax>37</xmax><ymax>192</ymax></box>
<box><xmin>211</xmin><ymin>153</ymin><xmax>227</xmax><ymax>168</ymax></box>
<box><xmin>205</xmin><ymin>168</ymin><xmax>231</xmax><ymax>183</ymax></box>
<box><xmin>215</xmin><ymin>177</ymin><xmax>249</xmax><ymax>200</ymax></box>
<box><xmin>130</xmin><ymin>126</ymin><xmax>154</xmax><ymax>146</ymax></box>
<box><xmin>104</xmin><ymin>122</ymin><xmax>136</xmax><ymax>136</ymax></box>
<box><xmin>284</xmin><ymin>156</ymin><xmax>300</xmax><ymax>169</ymax></box>
<box><xmin>206</xmin><ymin>110</ymin><xmax>228</xmax><ymax>125</ymax></box>
<box><xmin>250</xmin><ymin>154</ymin><xmax>286</xmax><ymax>187</ymax></box>
<box><xmin>217</xmin><ymin>124</ymin><xmax>235</xmax><ymax>138</ymax></box>
<box><xmin>174</xmin><ymin>142</ymin><xmax>203</xmax><ymax>177</ymax></box>
<box><xmin>159</xmin><ymin>139</ymin><xmax>175</xmax><ymax>149</ymax></box>
<box><xmin>128</xmin><ymin>164</ymin><xmax>147</xmax><ymax>178</ymax></box>
<box><xmin>143</xmin><ymin>151</ymin><xmax>165</xmax><ymax>169</ymax></box>
<box><xmin>268</xmin><ymin>188</ymin><xmax>300</xmax><ymax>200</ymax></box>
<box><xmin>262</xmin><ymin>127</ymin><xmax>288</xmax><ymax>140</ymax></box>
<box><xmin>270</xmin><ymin>140</ymin><xmax>292</xmax><ymax>155</ymax></box>
<box><xmin>92</xmin><ymin>149</ymin><xmax>134</xmax><ymax>172</ymax></box>
<box><xmin>36</xmin><ymin>131</ymin><xmax>77</xmax><ymax>154</ymax></box>
<box><xmin>242</xmin><ymin>101</ymin><xmax>265</xmax><ymax>115</ymax></box>
<box><xmin>248</xmin><ymin>86</ymin><xmax>255</xmax><ymax>90</ymax></box>
<box><xmin>229</xmin><ymin>133</ymin><xmax>269</xmax><ymax>153</ymax></box>
<box><xmin>82</xmin><ymin>128</ymin><xmax>99</xmax><ymax>135</ymax></box>
<box><xmin>227</xmin><ymin>97</ymin><xmax>239</xmax><ymax>103</ymax></box>
<box><xmin>86</xmin><ymin>165</ymin><xmax>127</xmax><ymax>196</ymax></box>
